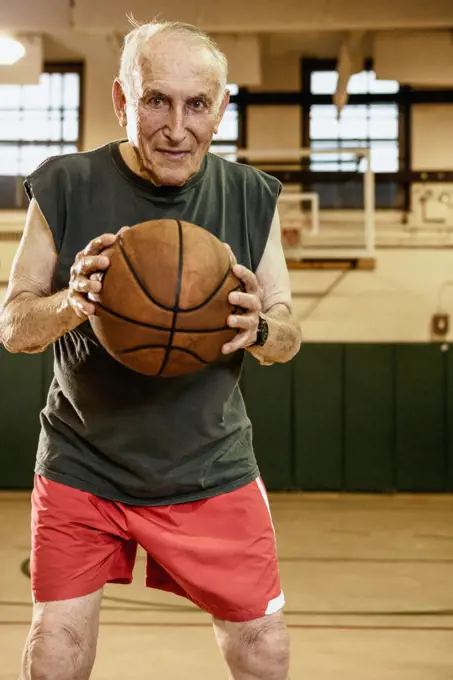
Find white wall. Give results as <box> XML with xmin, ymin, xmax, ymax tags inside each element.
<box><xmin>248</xmin><ymin>107</ymin><xmax>301</xmax><ymax>150</ymax></box>
<box><xmin>412</xmin><ymin>105</ymin><xmax>453</xmax><ymax>171</ymax></box>
<box><xmin>290</xmin><ymin>250</ymin><xmax>453</xmax><ymax>342</ymax></box>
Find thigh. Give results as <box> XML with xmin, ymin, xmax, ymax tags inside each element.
<box><xmin>31</xmin><ymin>475</ymin><xmax>137</xmax><ymax>602</ymax></box>
<box><xmin>130</xmin><ymin>477</ymin><xmax>284</xmax><ymax>621</ymax></box>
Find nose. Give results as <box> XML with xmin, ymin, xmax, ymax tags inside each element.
<box><xmin>164</xmin><ymin>105</ymin><xmax>186</xmax><ymax>145</ymax></box>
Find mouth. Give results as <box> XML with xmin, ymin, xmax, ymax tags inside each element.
<box><xmin>157</xmin><ymin>150</ymin><xmax>190</xmax><ymax>161</ymax></box>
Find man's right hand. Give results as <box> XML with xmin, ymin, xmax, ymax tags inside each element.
<box><xmin>67</xmin><ymin>233</ymin><xmax>117</xmax><ymax>318</ymax></box>
<box><xmin>1</xmin><ymin>197</ymin><xmax>130</xmax><ymax>353</ymax></box>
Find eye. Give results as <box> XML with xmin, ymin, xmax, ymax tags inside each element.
<box><xmin>189</xmin><ymin>99</ymin><xmax>208</xmax><ymax>111</ymax></box>
<box><xmin>149</xmin><ymin>96</ymin><xmax>164</xmax><ymax>107</ymax></box>
<box><xmin>144</xmin><ymin>95</ymin><xmax>167</xmax><ymax>109</ymax></box>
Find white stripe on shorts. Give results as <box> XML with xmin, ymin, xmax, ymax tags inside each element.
<box><xmin>265</xmin><ymin>591</ymin><xmax>286</xmax><ymax>616</ymax></box>
<box><xmin>256</xmin><ymin>478</ymin><xmax>286</xmax><ymax>614</ymax></box>
<box><xmin>255</xmin><ymin>477</ymin><xmax>275</xmax><ymax>533</ymax></box>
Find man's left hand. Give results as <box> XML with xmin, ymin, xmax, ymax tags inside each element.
<box><xmin>222</xmin><ymin>264</ymin><xmax>263</xmax><ymax>354</ymax></box>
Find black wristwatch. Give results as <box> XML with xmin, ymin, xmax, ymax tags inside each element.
<box><xmin>253</xmin><ymin>315</ymin><xmax>269</xmax><ymax>347</ymax></box>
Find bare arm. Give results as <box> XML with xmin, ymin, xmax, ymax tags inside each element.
<box><xmin>249</xmin><ymin>208</ymin><xmax>301</xmax><ymax>364</ymax></box>
<box><xmin>0</xmin><ymin>199</ymin><xmax>114</xmax><ymax>354</ymax></box>
<box><xmin>248</xmin><ymin>304</ymin><xmax>301</xmax><ymax>365</ymax></box>
<box><xmin>223</xmin><ymin>208</ymin><xmax>302</xmax><ymax>364</ymax></box>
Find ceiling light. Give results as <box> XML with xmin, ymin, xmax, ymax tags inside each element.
<box><xmin>0</xmin><ymin>36</ymin><xmax>26</xmax><ymax>66</ymax></box>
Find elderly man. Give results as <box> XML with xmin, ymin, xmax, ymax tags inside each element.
<box><xmin>0</xmin><ymin>20</ymin><xmax>301</xmax><ymax>680</ymax></box>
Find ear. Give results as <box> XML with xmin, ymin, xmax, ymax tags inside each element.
<box><xmin>112</xmin><ymin>78</ymin><xmax>128</xmax><ymax>127</ymax></box>
<box><xmin>214</xmin><ymin>90</ymin><xmax>230</xmax><ymax>134</ymax></box>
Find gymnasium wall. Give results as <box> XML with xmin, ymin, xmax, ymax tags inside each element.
<box><xmin>1</xmin><ymin>25</ymin><xmax>453</xmax><ymax>493</ymax></box>
<box><xmin>1</xmin><ymin>32</ymin><xmax>453</xmax><ymax>344</ymax></box>
<box><xmin>290</xmin><ymin>251</ymin><xmax>453</xmax><ymax>342</ymax></box>
<box><xmin>246</xmin><ymin>44</ymin><xmax>453</xmax><ymax>344</ymax></box>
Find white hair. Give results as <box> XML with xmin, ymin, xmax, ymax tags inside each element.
<box><xmin>119</xmin><ymin>18</ymin><xmax>228</xmax><ymax>106</ymax></box>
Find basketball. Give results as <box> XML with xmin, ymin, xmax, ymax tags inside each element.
<box><xmin>89</xmin><ymin>219</ymin><xmax>242</xmax><ymax>377</ymax></box>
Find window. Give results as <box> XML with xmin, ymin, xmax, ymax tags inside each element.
<box><xmin>210</xmin><ymin>84</ymin><xmax>240</xmax><ymax>160</ymax></box>
<box><xmin>309</xmin><ymin>69</ymin><xmax>400</xmax><ymax>173</ymax></box>
<box><xmin>0</xmin><ymin>63</ymin><xmax>83</xmax><ymax>208</ymax></box>
<box><xmin>311</xmin><ymin>70</ymin><xmax>399</xmax><ymax>96</ymax></box>
<box><xmin>302</xmin><ymin>59</ymin><xmax>407</xmax><ymax>209</ymax></box>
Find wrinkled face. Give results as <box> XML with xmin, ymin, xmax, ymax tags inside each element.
<box><xmin>113</xmin><ymin>35</ymin><xmax>229</xmax><ymax>186</ymax></box>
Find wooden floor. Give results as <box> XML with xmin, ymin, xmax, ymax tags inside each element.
<box><xmin>1</xmin><ymin>492</ymin><xmax>453</xmax><ymax>679</ymax></box>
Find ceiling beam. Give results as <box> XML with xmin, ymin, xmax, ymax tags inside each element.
<box><xmin>72</xmin><ymin>0</ymin><xmax>453</xmax><ymax>33</ymax></box>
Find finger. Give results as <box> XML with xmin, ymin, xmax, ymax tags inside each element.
<box><xmin>222</xmin><ymin>329</ymin><xmax>256</xmax><ymax>354</ymax></box>
<box><xmin>90</xmin><ymin>271</ymin><xmax>104</xmax><ymax>283</ymax></box>
<box><xmin>88</xmin><ymin>271</ymin><xmax>105</xmax><ymax>302</ymax></box>
<box><xmin>69</xmin><ymin>292</ymin><xmax>95</xmax><ymax>318</ymax></box>
<box><xmin>228</xmin><ymin>291</ymin><xmax>261</xmax><ymax>312</ymax></box>
<box><xmin>87</xmin><ymin>291</ymin><xmax>101</xmax><ymax>304</ymax></box>
<box><xmin>232</xmin><ymin>264</ymin><xmax>260</xmax><ymax>294</ymax></box>
<box><xmin>223</xmin><ymin>242</ymin><xmax>238</xmax><ymax>267</ymax></box>
<box><xmin>227</xmin><ymin>314</ymin><xmax>257</xmax><ymax>331</ymax></box>
<box><xmin>74</xmin><ymin>255</ymin><xmax>110</xmax><ymax>276</ymax></box>
<box><xmin>71</xmin><ymin>276</ymin><xmax>102</xmax><ymax>295</ymax></box>
<box><xmin>83</xmin><ymin>233</ymin><xmax>117</xmax><ymax>256</ymax></box>
<box><xmin>118</xmin><ymin>226</ymin><xmax>131</xmax><ymax>237</ymax></box>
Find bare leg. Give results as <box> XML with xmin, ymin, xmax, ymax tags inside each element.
<box><xmin>19</xmin><ymin>589</ymin><xmax>102</xmax><ymax>680</ymax></box>
<box><xmin>213</xmin><ymin>611</ymin><xmax>290</xmax><ymax>680</ymax></box>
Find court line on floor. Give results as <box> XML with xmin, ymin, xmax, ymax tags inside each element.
<box><xmin>3</xmin><ymin>599</ymin><xmax>453</xmax><ymax>618</ymax></box>
<box><xmin>277</xmin><ymin>557</ymin><xmax>453</xmax><ymax>564</ymax></box>
<box><xmin>1</xmin><ymin>621</ymin><xmax>452</xmax><ymax>632</ymax></box>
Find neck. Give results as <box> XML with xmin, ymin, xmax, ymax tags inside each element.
<box><xmin>119</xmin><ymin>142</ymin><xmax>157</xmax><ymax>184</ymax></box>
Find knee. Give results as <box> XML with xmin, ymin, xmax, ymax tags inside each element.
<box><xmin>24</xmin><ymin>622</ymin><xmax>94</xmax><ymax>680</ymax></box>
<box><xmin>243</xmin><ymin>618</ymin><xmax>290</xmax><ymax>670</ymax></box>
<box><xmin>217</xmin><ymin>615</ymin><xmax>290</xmax><ymax>679</ymax></box>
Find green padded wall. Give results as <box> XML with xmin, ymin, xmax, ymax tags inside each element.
<box><xmin>1</xmin><ymin>343</ymin><xmax>452</xmax><ymax>493</ymax></box>
<box><xmin>242</xmin><ymin>354</ymin><xmax>293</xmax><ymax>490</ymax></box>
<box><xmin>42</xmin><ymin>348</ymin><xmax>54</xmax><ymax>397</ymax></box>
<box><xmin>395</xmin><ymin>344</ymin><xmax>446</xmax><ymax>491</ymax></box>
<box><xmin>0</xmin><ymin>349</ymin><xmax>43</xmax><ymax>488</ymax></box>
<box><xmin>294</xmin><ymin>344</ymin><xmax>343</xmax><ymax>490</ymax></box>
<box><xmin>446</xmin><ymin>346</ymin><xmax>453</xmax><ymax>492</ymax></box>
<box><xmin>344</xmin><ymin>344</ymin><xmax>394</xmax><ymax>491</ymax></box>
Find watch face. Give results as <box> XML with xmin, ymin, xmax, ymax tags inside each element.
<box><xmin>259</xmin><ymin>317</ymin><xmax>269</xmax><ymax>346</ymax></box>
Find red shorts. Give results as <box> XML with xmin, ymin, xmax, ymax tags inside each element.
<box><xmin>31</xmin><ymin>475</ymin><xmax>284</xmax><ymax>622</ymax></box>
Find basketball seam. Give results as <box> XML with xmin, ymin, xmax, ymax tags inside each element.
<box><xmin>180</xmin><ymin>263</ymin><xmax>233</xmax><ymax>312</ymax></box>
<box><xmin>157</xmin><ymin>220</ymin><xmax>185</xmax><ymax>376</ymax></box>
<box><xmin>118</xmin><ymin>344</ymin><xmax>209</xmax><ymax>364</ymax></box>
<box><xmin>118</xmin><ymin>237</ymin><xmax>175</xmax><ymax>312</ymax></box>
<box><xmin>117</xmin><ymin>229</ymin><xmax>235</xmax><ymax>313</ymax></box>
<box><xmin>96</xmin><ymin>302</ymin><xmax>232</xmax><ymax>333</ymax></box>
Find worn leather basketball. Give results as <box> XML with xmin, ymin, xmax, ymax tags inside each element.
<box><xmin>90</xmin><ymin>219</ymin><xmax>242</xmax><ymax>377</ymax></box>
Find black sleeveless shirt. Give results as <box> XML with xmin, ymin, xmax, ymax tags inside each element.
<box><xmin>24</xmin><ymin>142</ymin><xmax>281</xmax><ymax>505</ymax></box>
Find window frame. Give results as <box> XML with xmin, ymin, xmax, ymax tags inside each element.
<box><xmin>0</xmin><ymin>61</ymin><xmax>84</xmax><ymax>210</ymax></box>
<box><xmin>0</xmin><ymin>61</ymin><xmax>85</xmax><ymax>156</ymax></box>
<box><xmin>209</xmin><ymin>86</ymin><xmax>247</xmax><ymax>155</ymax></box>
<box><xmin>44</xmin><ymin>61</ymin><xmax>85</xmax><ymax>151</ymax></box>
<box><xmin>301</xmin><ymin>58</ymin><xmax>410</xmax><ymax>210</ymax></box>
